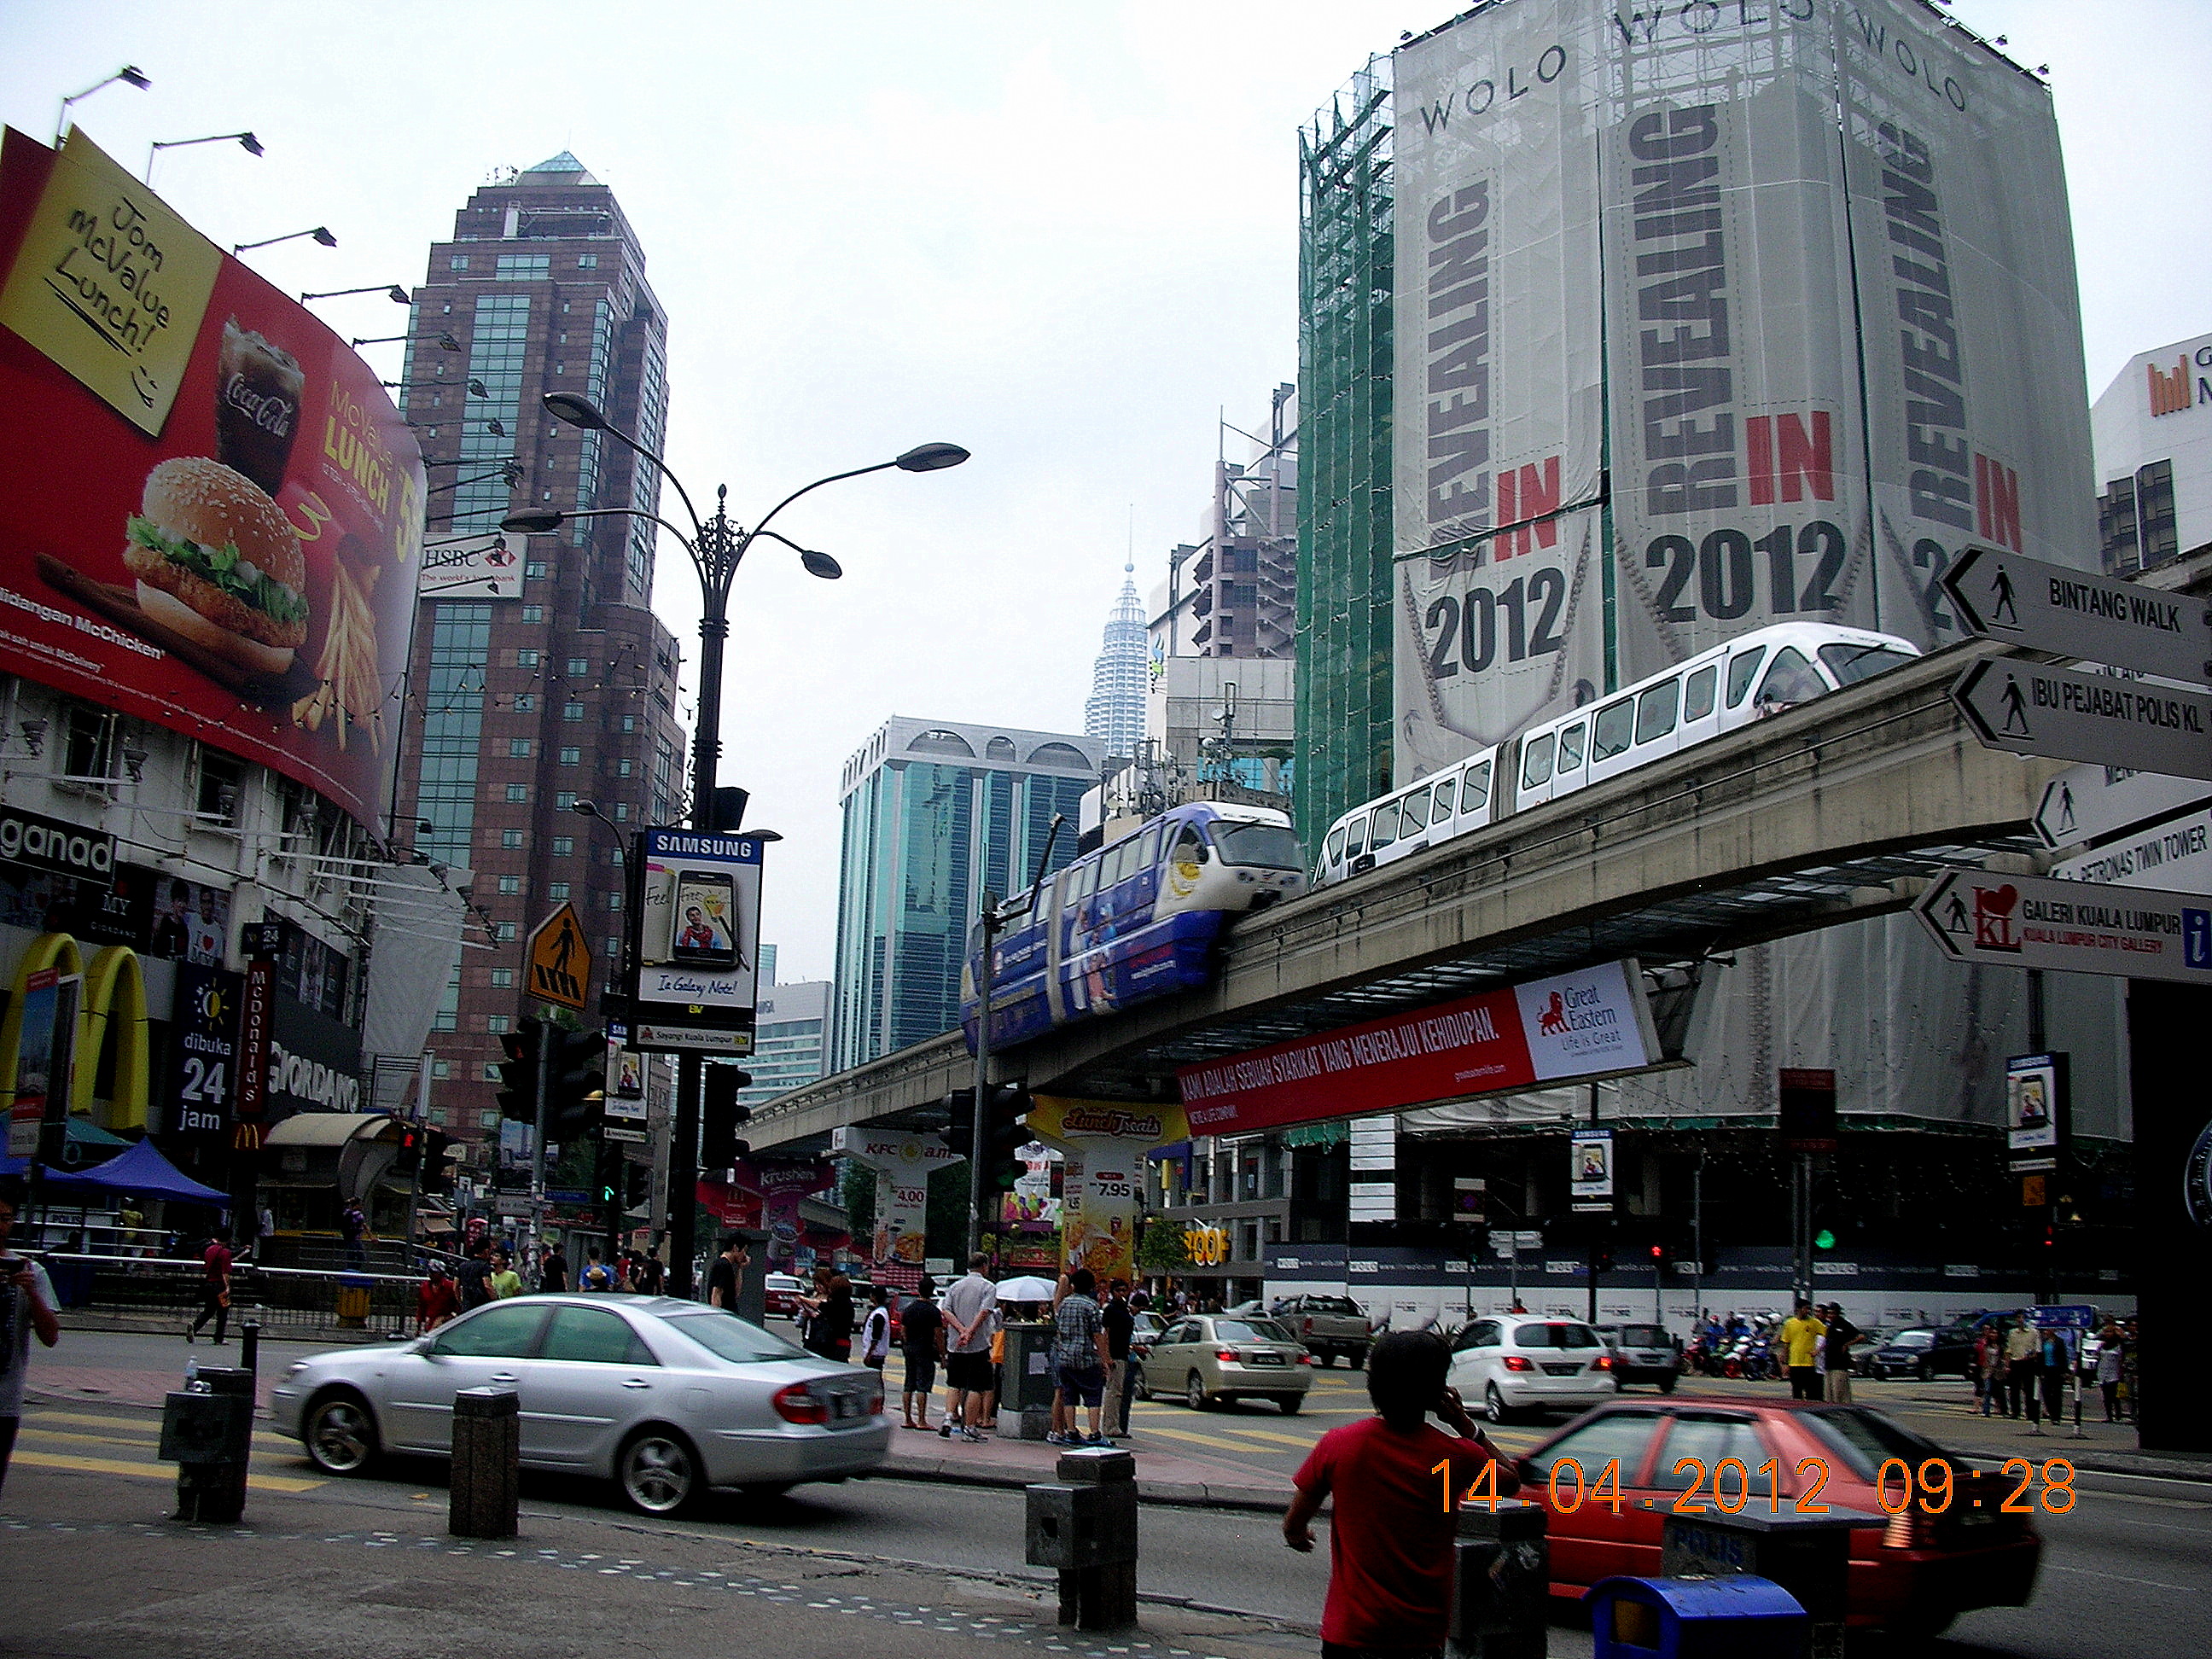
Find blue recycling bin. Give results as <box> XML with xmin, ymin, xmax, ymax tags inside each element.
<box><xmin>1585</xmin><ymin>1575</ymin><xmax>1807</xmax><ymax>1659</ymax></box>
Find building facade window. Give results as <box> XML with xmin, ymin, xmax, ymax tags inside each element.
<box><xmin>551</xmin><ymin>836</ymin><xmax>573</xmax><ymax>856</ymax></box>
<box><xmin>511</xmin><ymin>694</ymin><xmax>534</xmax><ymax>713</ymax></box>
<box><xmin>505</xmin><ymin>784</ymin><xmax>528</xmax><ymax>802</ymax></box>
<box><xmin>567</xmin><ymin>657</ymin><xmax>589</xmax><ymax>678</ymax></box>
<box><xmin>502</xmin><ymin>829</ymin><xmax>524</xmax><ymax>848</ymax></box>
<box><xmin>555</xmin><ymin>790</ymin><xmax>577</xmax><ymax>810</ymax></box>
<box><xmin>413</xmin><ymin>602</ymin><xmax>493</xmax><ymax>864</ymax></box>
<box><xmin>563</xmin><ymin>702</ymin><xmax>585</xmax><ymax>722</ymax></box>
<box><xmin>493</xmin><ymin>253</ymin><xmax>550</xmax><ymax>280</ymax></box>
<box><xmin>509</xmin><ymin>738</ymin><xmax>532</xmax><ymax>757</ymax></box>
<box><xmin>486</xmin><ymin>1014</ymin><xmax>510</xmax><ymax>1033</ymax></box>
<box><xmin>548</xmin><ymin>882</ymin><xmax>569</xmax><ymax>900</ymax></box>
<box><xmin>497</xmin><ymin>874</ymin><xmax>521</xmax><ymax>894</ymax></box>
<box><xmin>490</xmin><ymin>968</ymin><xmax>515</xmax><ymax>987</ymax></box>
<box><xmin>496</xmin><ymin>921</ymin><xmax>516</xmax><ymax>941</ymax></box>
<box><xmin>559</xmin><ymin>747</ymin><xmax>581</xmax><ymax>765</ymax></box>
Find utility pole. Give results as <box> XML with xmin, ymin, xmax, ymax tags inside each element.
<box><xmin>529</xmin><ymin>1016</ymin><xmax>552</xmax><ymax>1256</ymax></box>
<box><xmin>967</xmin><ymin>814</ymin><xmax>1065</xmax><ymax>1259</ymax></box>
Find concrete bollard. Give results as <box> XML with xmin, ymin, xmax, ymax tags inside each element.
<box><xmin>240</xmin><ymin>1319</ymin><xmax>260</xmax><ymax>1381</ymax></box>
<box><xmin>1024</xmin><ymin>1445</ymin><xmax>1139</xmax><ymax>1630</ymax></box>
<box><xmin>160</xmin><ymin>1365</ymin><xmax>254</xmax><ymax>1523</ymax></box>
<box><xmin>448</xmin><ymin>1387</ymin><xmax>521</xmax><ymax>1539</ymax></box>
<box><xmin>1447</xmin><ymin>1497</ymin><xmax>1549</xmax><ymax>1659</ymax></box>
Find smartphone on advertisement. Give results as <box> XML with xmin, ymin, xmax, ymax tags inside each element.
<box><xmin>668</xmin><ymin>870</ymin><xmax>738</xmax><ymax>969</ymax></box>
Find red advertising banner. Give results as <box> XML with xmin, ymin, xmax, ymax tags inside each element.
<box><xmin>0</xmin><ymin>129</ymin><xmax>423</xmax><ymax>831</ymax></box>
<box><xmin>1175</xmin><ymin>959</ymin><xmax>1662</xmax><ymax>1136</ymax></box>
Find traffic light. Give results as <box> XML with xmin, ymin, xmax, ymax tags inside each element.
<box><xmin>1813</xmin><ymin>1228</ymin><xmax>1837</xmax><ymax>1252</ymax></box>
<box><xmin>982</xmin><ymin>1085</ymin><xmax>1026</xmax><ymax>1190</ymax></box>
<box><xmin>700</xmin><ymin>1063</ymin><xmax>754</xmax><ymax>1169</ymax></box>
<box><xmin>393</xmin><ymin>1121</ymin><xmax>424</xmax><ymax>1176</ymax></box>
<box><xmin>495</xmin><ymin>1016</ymin><xmax>547</xmax><ymax>1123</ymax></box>
<box><xmin>417</xmin><ymin>1128</ymin><xmax>451</xmax><ymax>1195</ymax></box>
<box><xmin>1648</xmin><ymin>1242</ymin><xmax>1666</xmax><ymax>1266</ymax></box>
<box><xmin>1593</xmin><ymin>1243</ymin><xmax>1615</xmax><ymax>1272</ymax></box>
<box><xmin>546</xmin><ymin>1025</ymin><xmax>606</xmax><ymax>1142</ymax></box>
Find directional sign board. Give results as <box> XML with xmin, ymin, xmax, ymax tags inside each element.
<box><xmin>2052</xmin><ymin>806</ymin><xmax>2212</xmax><ymax>895</ymax></box>
<box><xmin>1913</xmin><ymin>868</ymin><xmax>2212</xmax><ymax>985</ymax></box>
<box><xmin>526</xmin><ymin>902</ymin><xmax>591</xmax><ymax>1011</ymax></box>
<box><xmin>2034</xmin><ymin>763</ymin><xmax>2212</xmax><ymax>850</ymax></box>
<box><xmin>1941</xmin><ymin>545</ymin><xmax>2212</xmax><ymax>684</ymax></box>
<box><xmin>1951</xmin><ymin>659</ymin><xmax>2212</xmax><ymax>781</ymax></box>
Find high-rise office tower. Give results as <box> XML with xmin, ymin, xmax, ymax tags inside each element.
<box><xmin>1083</xmin><ymin>566</ymin><xmax>1148</xmax><ymax>756</ymax></box>
<box><xmin>393</xmin><ymin>154</ymin><xmax>690</xmax><ymax>1142</ymax></box>
<box><xmin>832</xmin><ymin>718</ymin><xmax>1102</xmax><ymax>1070</ymax></box>
<box><xmin>736</xmin><ymin>976</ymin><xmax>831</xmax><ymax>1114</ymax></box>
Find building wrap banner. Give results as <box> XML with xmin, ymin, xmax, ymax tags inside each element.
<box><xmin>1393</xmin><ymin>0</ymin><xmax>1608</xmax><ymax>765</ymax></box>
<box><xmin>1392</xmin><ymin>0</ymin><xmax>2093</xmax><ymax>778</ymax></box>
<box><xmin>0</xmin><ymin>129</ymin><xmax>425</xmax><ymax>831</ymax></box>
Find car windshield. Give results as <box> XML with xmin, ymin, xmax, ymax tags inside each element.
<box><xmin>1211</xmin><ymin>823</ymin><xmax>1304</xmax><ymax>870</ymax></box>
<box><xmin>662</xmin><ymin>1311</ymin><xmax>809</xmax><ymax>1364</ymax></box>
<box><xmin>1306</xmin><ymin>1298</ymin><xmax>1359</xmax><ymax>1315</ymax></box>
<box><xmin>1800</xmin><ymin>1407</ymin><xmax>1959</xmax><ymax>1481</ymax></box>
<box><xmin>1515</xmin><ymin>1323</ymin><xmax>1601</xmax><ymax>1349</ymax></box>
<box><xmin>1819</xmin><ymin>643</ymin><xmax>1916</xmax><ymax>686</ymax></box>
<box><xmin>1215</xmin><ymin>1319</ymin><xmax>1295</xmax><ymax>1344</ymax></box>
<box><xmin>1892</xmin><ymin>1330</ymin><xmax>1935</xmax><ymax>1349</ymax></box>
<box><xmin>1619</xmin><ymin>1325</ymin><xmax>1669</xmax><ymax>1347</ymax></box>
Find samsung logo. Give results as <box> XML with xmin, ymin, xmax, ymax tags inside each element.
<box><xmin>0</xmin><ymin>808</ymin><xmax>114</xmax><ymax>877</ymax></box>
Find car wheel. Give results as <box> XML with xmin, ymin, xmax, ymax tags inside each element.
<box><xmin>1656</xmin><ymin>1374</ymin><xmax>1677</xmax><ymax>1394</ymax></box>
<box><xmin>1348</xmin><ymin>1347</ymin><xmax>1367</xmax><ymax>1371</ymax></box>
<box><xmin>1917</xmin><ymin>1360</ymin><xmax>1933</xmax><ymax>1382</ymax></box>
<box><xmin>618</xmin><ymin>1427</ymin><xmax>701</xmax><ymax>1516</ymax></box>
<box><xmin>1133</xmin><ymin>1367</ymin><xmax>1153</xmax><ymax>1402</ymax></box>
<box><xmin>303</xmin><ymin>1390</ymin><xmax>380</xmax><ymax>1477</ymax></box>
<box><xmin>1484</xmin><ymin>1383</ymin><xmax>1514</xmax><ymax>1425</ymax></box>
<box><xmin>1185</xmin><ymin>1372</ymin><xmax>1211</xmax><ymax>1412</ymax></box>
<box><xmin>1278</xmin><ymin>1394</ymin><xmax>1303</xmax><ymax>1416</ymax></box>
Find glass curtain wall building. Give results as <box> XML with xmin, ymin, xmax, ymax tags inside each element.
<box><xmin>735</xmin><ymin>978</ymin><xmax>831</xmax><ymax>1114</ymax></box>
<box><xmin>832</xmin><ymin>718</ymin><xmax>1103</xmax><ymax>1070</ymax></box>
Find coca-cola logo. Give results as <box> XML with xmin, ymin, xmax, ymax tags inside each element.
<box><xmin>223</xmin><ymin>371</ymin><xmax>295</xmax><ymax>437</ymax></box>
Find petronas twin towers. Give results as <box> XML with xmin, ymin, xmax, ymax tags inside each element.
<box><xmin>1083</xmin><ymin>564</ymin><xmax>1150</xmax><ymax>756</ymax></box>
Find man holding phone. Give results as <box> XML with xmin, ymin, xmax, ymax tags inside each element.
<box><xmin>1</xmin><ymin>1190</ymin><xmax>62</xmax><ymax>1494</ymax></box>
<box><xmin>1284</xmin><ymin>1331</ymin><xmax>1519</xmax><ymax>1656</ymax></box>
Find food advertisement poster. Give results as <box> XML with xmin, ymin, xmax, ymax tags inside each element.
<box><xmin>1025</xmin><ymin>1097</ymin><xmax>1189</xmax><ymax>1288</ymax></box>
<box><xmin>830</xmin><ymin>1126</ymin><xmax>962</xmax><ymax>1276</ymax></box>
<box><xmin>0</xmin><ymin>128</ymin><xmax>423</xmax><ymax>832</ymax></box>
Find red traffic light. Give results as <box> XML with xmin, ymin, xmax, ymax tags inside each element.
<box><xmin>1649</xmin><ymin>1243</ymin><xmax>1664</xmax><ymax>1260</ymax></box>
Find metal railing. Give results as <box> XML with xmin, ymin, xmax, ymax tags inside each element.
<box><xmin>38</xmin><ymin>1254</ymin><xmax>424</xmax><ymax>1341</ymax></box>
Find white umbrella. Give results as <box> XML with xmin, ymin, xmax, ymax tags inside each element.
<box><xmin>995</xmin><ymin>1275</ymin><xmax>1058</xmax><ymax>1301</ymax></box>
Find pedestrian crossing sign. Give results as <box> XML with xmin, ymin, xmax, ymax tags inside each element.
<box><xmin>527</xmin><ymin>903</ymin><xmax>591</xmax><ymax>1011</ymax></box>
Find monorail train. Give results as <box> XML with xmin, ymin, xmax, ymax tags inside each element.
<box><xmin>960</xmin><ymin>801</ymin><xmax>1307</xmax><ymax>1051</ymax></box>
<box><xmin>1312</xmin><ymin>623</ymin><xmax>1921</xmax><ymax>888</ymax></box>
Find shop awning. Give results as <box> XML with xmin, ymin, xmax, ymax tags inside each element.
<box><xmin>262</xmin><ymin>1113</ymin><xmax>396</xmax><ymax>1148</ymax></box>
<box><xmin>36</xmin><ymin>1137</ymin><xmax>229</xmax><ymax>1206</ymax></box>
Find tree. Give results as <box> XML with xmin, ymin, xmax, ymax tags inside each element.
<box><xmin>1135</xmin><ymin>1215</ymin><xmax>1193</xmax><ymax>1276</ymax></box>
<box><xmin>841</xmin><ymin>1158</ymin><xmax>877</xmax><ymax>1237</ymax></box>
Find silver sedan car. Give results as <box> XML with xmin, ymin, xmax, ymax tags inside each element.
<box><xmin>271</xmin><ymin>1295</ymin><xmax>888</xmax><ymax>1514</ymax></box>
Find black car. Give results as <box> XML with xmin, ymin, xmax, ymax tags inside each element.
<box><xmin>1864</xmin><ymin>1326</ymin><xmax>1977</xmax><ymax>1381</ymax></box>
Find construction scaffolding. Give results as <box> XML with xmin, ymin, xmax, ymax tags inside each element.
<box><xmin>1294</xmin><ymin>56</ymin><xmax>1395</xmax><ymax>847</ymax></box>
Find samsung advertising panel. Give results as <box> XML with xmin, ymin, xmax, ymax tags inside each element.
<box><xmin>627</xmin><ymin>828</ymin><xmax>764</xmax><ymax>1057</ymax></box>
<box><xmin>1392</xmin><ymin>0</ymin><xmax>2093</xmax><ymax>781</ymax></box>
<box><xmin>0</xmin><ymin>129</ymin><xmax>425</xmax><ymax>831</ymax></box>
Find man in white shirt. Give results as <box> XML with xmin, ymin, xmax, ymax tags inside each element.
<box><xmin>939</xmin><ymin>1252</ymin><xmax>998</xmax><ymax>1444</ymax></box>
<box><xmin>1</xmin><ymin>1192</ymin><xmax>61</xmax><ymax>1494</ymax></box>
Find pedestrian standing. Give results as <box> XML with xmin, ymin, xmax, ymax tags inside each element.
<box><xmin>899</xmin><ymin>1278</ymin><xmax>944</xmax><ymax>1430</ymax></box>
<box><xmin>538</xmin><ymin>1243</ymin><xmax>568</xmax><ymax>1294</ymax></box>
<box><xmin>416</xmin><ymin>1262</ymin><xmax>457</xmax><ymax>1333</ymax></box>
<box><xmin>1779</xmin><ymin>1300</ymin><xmax>1825</xmax><ymax>1400</ymax></box>
<box><xmin>454</xmin><ymin>1242</ymin><xmax>494</xmax><ymax>1312</ymax></box>
<box><xmin>2003</xmin><ymin>1314</ymin><xmax>2037</xmax><ymax>1420</ymax></box>
<box><xmin>940</xmin><ymin>1252</ymin><xmax>998</xmax><ymax>1443</ymax></box>
<box><xmin>1976</xmin><ymin>1324</ymin><xmax>2001</xmax><ymax>1417</ymax></box>
<box><xmin>580</xmin><ymin>1248</ymin><xmax>614</xmax><ymax>1292</ymax></box>
<box><xmin>706</xmin><ymin>1231</ymin><xmax>756</xmax><ymax>1310</ymax></box>
<box><xmin>186</xmin><ymin>1226</ymin><xmax>234</xmax><ymax>1345</ymax></box>
<box><xmin>859</xmin><ymin>1284</ymin><xmax>894</xmax><ymax>1376</ymax></box>
<box><xmin>1822</xmin><ymin>1304</ymin><xmax>1860</xmax><ymax>1404</ymax></box>
<box><xmin>2095</xmin><ymin>1321</ymin><xmax>2125</xmax><ymax>1422</ymax></box>
<box><xmin>488</xmin><ymin>1249</ymin><xmax>524</xmax><ymax>1300</ymax></box>
<box><xmin>2038</xmin><ymin>1323</ymin><xmax>2069</xmax><ymax>1426</ymax></box>
<box><xmin>1102</xmin><ymin>1278</ymin><xmax>1136</xmax><ymax>1438</ymax></box>
<box><xmin>339</xmin><ymin>1197</ymin><xmax>368</xmax><ymax>1270</ymax></box>
<box><xmin>1047</xmin><ymin>1267</ymin><xmax>1113</xmax><ymax>1447</ymax></box>
<box><xmin>808</xmin><ymin>1273</ymin><xmax>855</xmax><ymax>1362</ymax></box>
<box><xmin>632</xmin><ymin>1253</ymin><xmax>664</xmax><ymax>1296</ymax></box>
<box><xmin>0</xmin><ymin>1191</ymin><xmax>61</xmax><ymax>1496</ymax></box>
<box><xmin>1282</xmin><ymin>1331</ymin><xmax>1521</xmax><ymax>1655</ymax></box>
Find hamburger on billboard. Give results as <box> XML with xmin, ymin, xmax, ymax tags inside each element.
<box><xmin>0</xmin><ymin>127</ymin><xmax>424</xmax><ymax>831</ymax></box>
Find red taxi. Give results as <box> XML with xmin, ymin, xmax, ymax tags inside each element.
<box><xmin>1511</xmin><ymin>1397</ymin><xmax>2041</xmax><ymax>1636</ymax></box>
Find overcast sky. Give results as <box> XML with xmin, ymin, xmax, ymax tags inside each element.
<box><xmin>5</xmin><ymin>1</ymin><xmax>2208</xmax><ymax>983</ymax></box>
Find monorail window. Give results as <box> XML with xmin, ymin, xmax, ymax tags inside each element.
<box><xmin>1138</xmin><ymin>825</ymin><xmax>1164</xmax><ymax>870</ymax></box>
<box><xmin>1111</xmin><ymin>839</ymin><xmax>1137</xmax><ymax>885</ymax></box>
<box><xmin>1634</xmin><ymin>678</ymin><xmax>1680</xmax><ymax>744</ymax></box>
<box><xmin>1214</xmin><ymin>821</ymin><xmax>1305</xmax><ymax>870</ymax></box>
<box><xmin>1171</xmin><ymin>824</ymin><xmax>1206</xmax><ymax>867</ymax></box>
<box><xmin>1400</xmin><ymin>790</ymin><xmax>1428</xmax><ymax>830</ymax></box>
<box><xmin>1819</xmin><ymin>643</ymin><xmax>1916</xmax><ymax>686</ymax></box>
<box><xmin>1684</xmin><ymin>665</ymin><xmax>1718</xmax><ymax>722</ymax></box>
<box><xmin>1370</xmin><ymin>801</ymin><xmax>1400</xmax><ymax>849</ymax></box>
<box><xmin>1592</xmin><ymin>699</ymin><xmax>1635</xmax><ymax>760</ymax></box>
<box><xmin>1725</xmin><ymin>647</ymin><xmax>1767</xmax><ymax>708</ymax></box>
<box><xmin>1521</xmin><ymin>732</ymin><xmax>1556</xmax><ymax>789</ymax></box>
<box><xmin>1755</xmin><ymin>647</ymin><xmax>1825</xmax><ymax>707</ymax></box>
<box><xmin>1461</xmin><ymin>761</ymin><xmax>1492</xmax><ymax>813</ymax></box>
<box><xmin>1324</xmin><ymin>826</ymin><xmax>1348</xmax><ymax>866</ymax></box>
<box><xmin>1344</xmin><ymin>817</ymin><xmax>1367</xmax><ymax>856</ymax></box>
<box><xmin>1558</xmin><ymin>723</ymin><xmax>1587</xmax><ymax>771</ymax></box>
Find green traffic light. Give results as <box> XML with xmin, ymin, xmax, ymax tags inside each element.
<box><xmin>1813</xmin><ymin>1228</ymin><xmax>1837</xmax><ymax>1250</ymax></box>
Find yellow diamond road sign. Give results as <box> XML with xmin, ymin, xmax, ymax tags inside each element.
<box><xmin>527</xmin><ymin>903</ymin><xmax>591</xmax><ymax>1011</ymax></box>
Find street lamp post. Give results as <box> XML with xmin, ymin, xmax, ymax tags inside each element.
<box><xmin>505</xmin><ymin>393</ymin><xmax>966</xmax><ymax>1295</ymax></box>
<box><xmin>233</xmin><ymin>226</ymin><xmax>337</xmax><ymax>256</ymax></box>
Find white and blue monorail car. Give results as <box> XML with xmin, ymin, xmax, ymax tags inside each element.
<box><xmin>1312</xmin><ymin>622</ymin><xmax>1921</xmax><ymax>888</ymax></box>
<box><xmin>960</xmin><ymin>801</ymin><xmax>1306</xmax><ymax>1051</ymax></box>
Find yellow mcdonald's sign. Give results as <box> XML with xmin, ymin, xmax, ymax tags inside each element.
<box><xmin>0</xmin><ymin>933</ymin><xmax>151</xmax><ymax>1137</ymax></box>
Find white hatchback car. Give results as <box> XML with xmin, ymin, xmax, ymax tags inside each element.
<box><xmin>1447</xmin><ymin>1314</ymin><xmax>1619</xmax><ymax>1423</ymax></box>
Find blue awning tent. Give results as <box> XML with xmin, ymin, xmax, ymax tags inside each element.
<box><xmin>32</xmin><ymin>1136</ymin><xmax>230</xmax><ymax>1206</ymax></box>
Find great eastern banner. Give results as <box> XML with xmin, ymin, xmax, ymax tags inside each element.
<box><xmin>1174</xmin><ymin>960</ymin><xmax>1663</xmax><ymax>1136</ymax></box>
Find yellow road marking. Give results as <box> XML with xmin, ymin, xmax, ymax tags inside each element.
<box><xmin>11</xmin><ymin>1451</ymin><xmax>324</xmax><ymax>1493</ymax></box>
<box><xmin>1131</xmin><ymin>1422</ymin><xmax>1299</xmax><ymax>1456</ymax></box>
<box><xmin>1206</xmin><ymin>1423</ymin><xmax>1327</xmax><ymax>1448</ymax></box>
<box><xmin>21</xmin><ymin>1425</ymin><xmax>300</xmax><ymax>1455</ymax></box>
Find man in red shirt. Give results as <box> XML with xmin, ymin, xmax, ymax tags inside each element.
<box><xmin>416</xmin><ymin>1262</ymin><xmax>458</xmax><ymax>1334</ymax></box>
<box><xmin>186</xmin><ymin>1227</ymin><xmax>233</xmax><ymax>1345</ymax></box>
<box><xmin>1284</xmin><ymin>1330</ymin><xmax>1519</xmax><ymax>1657</ymax></box>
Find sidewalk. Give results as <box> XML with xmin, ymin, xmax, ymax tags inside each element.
<box><xmin>880</xmin><ymin>1421</ymin><xmax>1295</xmax><ymax>1511</ymax></box>
<box><xmin>0</xmin><ymin>1467</ymin><xmax>1324</xmax><ymax>1659</ymax></box>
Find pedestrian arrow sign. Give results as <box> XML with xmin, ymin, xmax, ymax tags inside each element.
<box><xmin>527</xmin><ymin>903</ymin><xmax>591</xmax><ymax>1011</ymax></box>
<box><xmin>1912</xmin><ymin>867</ymin><xmax>2212</xmax><ymax>985</ymax></box>
<box><xmin>2033</xmin><ymin>763</ymin><xmax>2212</xmax><ymax>850</ymax></box>
<box><xmin>1940</xmin><ymin>545</ymin><xmax>2212</xmax><ymax>685</ymax></box>
<box><xmin>1951</xmin><ymin>659</ymin><xmax>2212</xmax><ymax>782</ymax></box>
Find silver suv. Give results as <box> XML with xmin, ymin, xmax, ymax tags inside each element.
<box><xmin>1447</xmin><ymin>1314</ymin><xmax>1619</xmax><ymax>1423</ymax></box>
<box><xmin>1593</xmin><ymin>1323</ymin><xmax>1682</xmax><ymax>1392</ymax></box>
